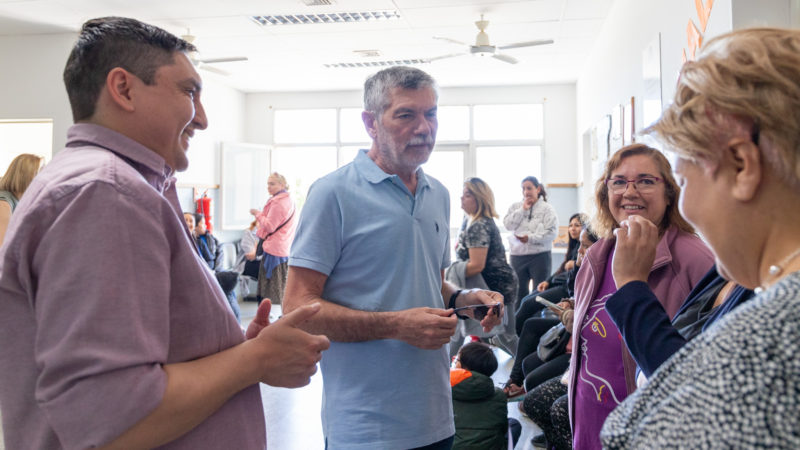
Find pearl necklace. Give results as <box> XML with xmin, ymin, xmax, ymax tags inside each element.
<box><xmin>757</xmin><ymin>246</ymin><xmax>800</xmax><ymax>293</ymax></box>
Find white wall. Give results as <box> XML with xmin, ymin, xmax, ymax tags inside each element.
<box><xmin>245</xmin><ymin>83</ymin><xmax>578</xmax><ymax>182</ymax></box>
<box><xmin>574</xmin><ymin>0</ymin><xmax>793</xmax><ymax>211</ymax></box>
<box><xmin>0</xmin><ymin>32</ymin><xmax>245</xmax><ymax>186</ymax></box>
<box><xmin>0</xmin><ymin>33</ymin><xmax>75</xmax><ymax>152</ymax></box>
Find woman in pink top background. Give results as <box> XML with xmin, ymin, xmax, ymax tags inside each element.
<box><xmin>567</xmin><ymin>144</ymin><xmax>713</xmax><ymax>449</ymax></box>
<box><xmin>250</xmin><ymin>172</ymin><xmax>297</xmax><ymax>305</ymax></box>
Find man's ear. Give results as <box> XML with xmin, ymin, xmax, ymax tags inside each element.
<box><xmin>362</xmin><ymin>110</ymin><xmax>378</xmax><ymax>139</ymax></box>
<box><xmin>104</xmin><ymin>67</ymin><xmax>137</xmax><ymax>113</ymax></box>
<box><xmin>725</xmin><ymin>136</ymin><xmax>762</xmax><ymax>202</ymax></box>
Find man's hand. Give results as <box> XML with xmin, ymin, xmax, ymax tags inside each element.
<box><xmin>612</xmin><ymin>215</ymin><xmax>659</xmax><ymax>288</ymax></box>
<box><xmin>246</xmin><ymin>301</ymin><xmax>330</xmax><ymax>388</ymax></box>
<box><xmin>516</xmin><ymin>234</ymin><xmax>529</xmax><ymax>244</ymax></box>
<box><xmin>457</xmin><ymin>289</ymin><xmax>504</xmax><ymax>333</ymax></box>
<box><xmin>391</xmin><ymin>308</ymin><xmax>458</xmax><ymax>350</ymax></box>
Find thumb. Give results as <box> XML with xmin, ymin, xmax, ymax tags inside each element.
<box><xmin>278</xmin><ymin>303</ymin><xmax>321</xmax><ymax>328</ymax></box>
<box><xmin>252</xmin><ymin>299</ymin><xmax>272</xmax><ymax>327</ymax></box>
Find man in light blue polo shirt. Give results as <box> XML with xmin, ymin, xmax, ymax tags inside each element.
<box><xmin>284</xmin><ymin>66</ymin><xmax>504</xmax><ymax>450</ymax></box>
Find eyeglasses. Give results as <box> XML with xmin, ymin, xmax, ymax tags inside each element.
<box><xmin>605</xmin><ymin>176</ymin><xmax>663</xmax><ymax>195</ymax></box>
<box><xmin>451</xmin><ymin>303</ymin><xmax>501</xmax><ymax>320</ymax></box>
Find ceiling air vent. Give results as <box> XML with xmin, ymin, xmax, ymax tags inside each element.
<box><xmin>250</xmin><ymin>10</ymin><xmax>400</xmax><ymax>26</ymax></box>
<box><xmin>301</xmin><ymin>0</ymin><xmax>336</xmax><ymax>5</ymax></box>
<box><xmin>324</xmin><ymin>59</ymin><xmax>430</xmax><ymax>68</ymax></box>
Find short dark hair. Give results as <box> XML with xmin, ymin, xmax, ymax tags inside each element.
<box><xmin>458</xmin><ymin>342</ymin><xmax>497</xmax><ymax>377</ymax></box>
<box><xmin>63</xmin><ymin>16</ymin><xmax>195</xmax><ymax>122</ymax></box>
<box><xmin>194</xmin><ymin>213</ymin><xmax>205</xmax><ymax>225</ymax></box>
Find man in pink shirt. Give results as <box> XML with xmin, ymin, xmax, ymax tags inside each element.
<box><xmin>0</xmin><ymin>17</ymin><xmax>329</xmax><ymax>449</ymax></box>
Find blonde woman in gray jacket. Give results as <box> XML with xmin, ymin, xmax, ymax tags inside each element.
<box><xmin>503</xmin><ymin>176</ymin><xmax>558</xmax><ymax>301</ymax></box>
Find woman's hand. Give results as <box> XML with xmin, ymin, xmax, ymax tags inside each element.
<box><xmin>249</xmin><ymin>208</ymin><xmax>259</xmax><ymax>216</ymax></box>
<box><xmin>523</xmin><ymin>197</ymin><xmax>536</xmax><ymax>209</ymax></box>
<box><xmin>612</xmin><ymin>215</ymin><xmax>659</xmax><ymax>288</ymax></box>
<box><xmin>537</xmin><ymin>280</ymin><xmax>550</xmax><ymax>292</ymax></box>
<box><xmin>564</xmin><ymin>260</ymin><xmax>575</xmax><ymax>271</ymax></box>
<box><xmin>516</xmin><ymin>234</ymin><xmax>529</xmax><ymax>243</ymax></box>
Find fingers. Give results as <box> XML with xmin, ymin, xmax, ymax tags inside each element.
<box><xmin>245</xmin><ymin>299</ymin><xmax>272</xmax><ymax>340</ymax></box>
<box><xmin>279</xmin><ymin>302</ymin><xmax>322</xmax><ymax>328</ymax></box>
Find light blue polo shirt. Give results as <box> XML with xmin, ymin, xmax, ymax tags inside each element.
<box><xmin>290</xmin><ymin>149</ymin><xmax>454</xmax><ymax>450</ymax></box>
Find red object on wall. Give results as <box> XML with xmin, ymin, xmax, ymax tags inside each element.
<box><xmin>196</xmin><ymin>193</ymin><xmax>212</xmax><ymax>232</ymax></box>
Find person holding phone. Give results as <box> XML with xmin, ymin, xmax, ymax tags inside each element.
<box><xmin>453</xmin><ymin>177</ymin><xmax>518</xmax><ymax>355</ymax></box>
<box><xmin>503</xmin><ymin>176</ymin><xmax>559</xmax><ymax>302</ymax></box>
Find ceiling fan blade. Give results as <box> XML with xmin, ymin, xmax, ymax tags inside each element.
<box><xmin>492</xmin><ymin>53</ymin><xmax>518</xmax><ymax>64</ymax></box>
<box><xmin>199</xmin><ymin>64</ymin><xmax>230</xmax><ymax>76</ymax></box>
<box><xmin>197</xmin><ymin>56</ymin><xmax>248</xmax><ymax>64</ymax></box>
<box><xmin>427</xmin><ymin>52</ymin><xmax>467</xmax><ymax>62</ymax></box>
<box><xmin>433</xmin><ymin>36</ymin><xmax>468</xmax><ymax>46</ymax></box>
<box><xmin>498</xmin><ymin>39</ymin><xmax>554</xmax><ymax>50</ymax></box>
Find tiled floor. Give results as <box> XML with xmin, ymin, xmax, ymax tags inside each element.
<box><xmin>0</xmin><ymin>299</ymin><xmax>541</xmax><ymax>450</ymax></box>
<box><xmin>242</xmin><ymin>300</ymin><xmax>543</xmax><ymax>450</ymax></box>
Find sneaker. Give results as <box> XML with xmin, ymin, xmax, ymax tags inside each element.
<box><xmin>531</xmin><ymin>433</ymin><xmax>547</xmax><ymax>449</ymax></box>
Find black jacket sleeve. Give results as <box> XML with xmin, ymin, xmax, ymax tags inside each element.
<box><xmin>605</xmin><ymin>281</ymin><xmax>687</xmax><ymax>378</ymax></box>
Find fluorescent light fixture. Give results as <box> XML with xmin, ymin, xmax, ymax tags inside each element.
<box><xmin>250</xmin><ymin>10</ymin><xmax>400</xmax><ymax>26</ymax></box>
<box><xmin>324</xmin><ymin>59</ymin><xmax>429</xmax><ymax>68</ymax></box>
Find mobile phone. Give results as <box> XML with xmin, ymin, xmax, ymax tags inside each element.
<box><xmin>451</xmin><ymin>302</ymin><xmax>501</xmax><ymax>320</ymax></box>
<box><xmin>535</xmin><ymin>296</ymin><xmax>565</xmax><ymax>312</ymax></box>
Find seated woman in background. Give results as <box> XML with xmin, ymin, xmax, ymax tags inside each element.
<box><xmin>503</xmin><ymin>176</ymin><xmax>559</xmax><ymax>302</ymax></box>
<box><xmin>0</xmin><ymin>153</ymin><xmax>44</xmax><ymax>246</ymax></box>
<box><xmin>515</xmin><ymin>213</ymin><xmax>587</xmax><ymax>335</ymax></box>
<box><xmin>451</xmin><ymin>177</ymin><xmax>518</xmax><ymax>356</ymax></box>
<box><xmin>504</xmin><ymin>225</ymin><xmax>598</xmax><ymax>398</ymax></box>
<box><xmin>602</xmin><ymin>28</ymin><xmax>800</xmax><ymax>448</ymax></box>
<box><xmin>567</xmin><ymin>144</ymin><xmax>714</xmax><ymax>450</ymax></box>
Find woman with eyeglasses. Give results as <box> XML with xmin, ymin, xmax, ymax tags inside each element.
<box><xmin>503</xmin><ymin>176</ymin><xmax>559</xmax><ymax>302</ymax></box>
<box><xmin>567</xmin><ymin>144</ymin><xmax>714</xmax><ymax>450</ymax></box>
<box><xmin>602</xmin><ymin>28</ymin><xmax>800</xmax><ymax>448</ymax></box>
<box><xmin>454</xmin><ymin>178</ymin><xmax>518</xmax><ymax>355</ymax></box>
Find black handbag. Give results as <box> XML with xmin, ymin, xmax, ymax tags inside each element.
<box><xmin>536</xmin><ymin>322</ymin><xmax>571</xmax><ymax>362</ymax></box>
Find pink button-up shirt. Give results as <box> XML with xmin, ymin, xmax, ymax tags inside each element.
<box><xmin>0</xmin><ymin>124</ymin><xmax>265</xmax><ymax>449</ymax></box>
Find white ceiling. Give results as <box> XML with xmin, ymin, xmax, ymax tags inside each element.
<box><xmin>0</xmin><ymin>0</ymin><xmax>614</xmax><ymax>93</ymax></box>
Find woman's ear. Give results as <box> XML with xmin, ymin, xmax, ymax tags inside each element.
<box><xmin>725</xmin><ymin>137</ymin><xmax>762</xmax><ymax>202</ymax></box>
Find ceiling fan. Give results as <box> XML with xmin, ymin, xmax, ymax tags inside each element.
<box><xmin>180</xmin><ymin>30</ymin><xmax>248</xmax><ymax>76</ymax></box>
<box><xmin>430</xmin><ymin>14</ymin><xmax>554</xmax><ymax>64</ymax></box>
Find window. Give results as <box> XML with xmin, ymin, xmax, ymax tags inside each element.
<box><xmin>274</xmin><ymin>109</ymin><xmax>337</xmax><ymax>144</ymax></box>
<box><xmin>339</xmin><ymin>108</ymin><xmax>369</xmax><ymax>143</ymax></box>
<box><xmin>475</xmin><ymin>145</ymin><xmax>542</xmax><ymax>220</ymax></box>
<box><xmin>0</xmin><ymin>120</ymin><xmax>53</xmax><ymax>170</ymax></box>
<box><xmin>423</xmin><ymin>147</ymin><xmax>465</xmax><ymax>230</ymax></box>
<box><xmin>473</xmin><ymin>104</ymin><xmax>544</xmax><ymax>140</ymax></box>
<box><xmin>435</xmin><ymin>106</ymin><xmax>470</xmax><ymax>141</ymax></box>
<box><xmin>271</xmin><ymin>146</ymin><xmax>337</xmax><ymax>209</ymax></box>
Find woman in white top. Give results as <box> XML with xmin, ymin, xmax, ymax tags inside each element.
<box><xmin>503</xmin><ymin>176</ymin><xmax>559</xmax><ymax>302</ymax></box>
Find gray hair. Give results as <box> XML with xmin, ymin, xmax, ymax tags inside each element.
<box><xmin>363</xmin><ymin>66</ymin><xmax>438</xmax><ymax>118</ymax></box>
